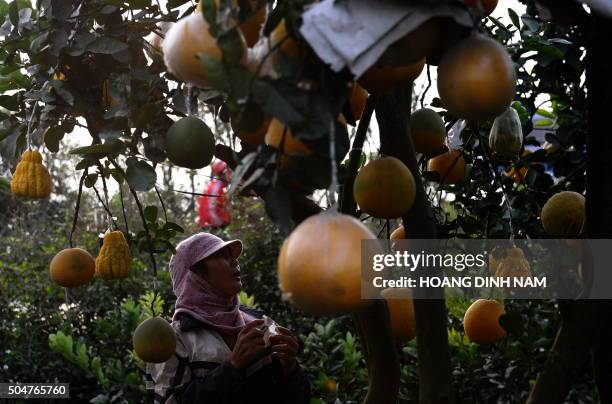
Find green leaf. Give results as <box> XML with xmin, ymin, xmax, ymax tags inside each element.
<box><xmin>217</xmin><ymin>29</ymin><xmax>245</xmax><ymax>66</ymax></box>
<box><xmin>0</xmin><ymin>94</ymin><xmax>19</xmax><ymax>111</ymax></box>
<box><xmin>84</xmin><ymin>173</ymin><xmax>98</xmax><ymax>188</ymax></box>
<box><xmin>0</xmin><ymin>176</ymin><xmax>9</xmax><ymax>190</ymax></box>
<box><xmin>8</xmin><ymin>0</ymin><xmax>17</xmax><ymax>25</ymax></box>
<box><xmin>125</xmin><ymin>158</ymin><xmax>157</xmax><ymax>191</ymax></box>
<box><xmin>199</xmin><ymin>53</ymin><xmax>229</xmax><ymax>91</ymax></box>
<box><xmin>144</xmin><ymin>205</ymin><xmax>158</xmax><ymax>223</ymax></box>
<box><xmin>69</xmin><ymin>139</ymin><xmax>125</xmax><ymax>158</ymax></box>
<box><xmin>508</xmin><ymin>9</ymin><xmax>520</xmax><ymax>29</ymax></box>
<box><xmin>43</xmin><ymin>126</ymin><xmax>65</xmax><ymax>153</ymax></box>
<box><xmin>87</xmin><ymin>37</ymin><xmax>129</xmax><ymax>54</ymax></box>
<box><xmin>163</xmin><ymin>222</ymin><xmax>184</xmax><ymax>233</ymax></box>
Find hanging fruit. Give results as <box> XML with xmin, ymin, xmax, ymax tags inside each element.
<box><xmin>489</xmin><ymin>107</ymin><xmax>523</xmax><ymax>160</ymax></box>
<box><xmin>49</xmin><ymin>248</ymin><xmax>96</xmax><ymax>288</ymax></box>
<box><xmin>353</xmin><ymin>157</ymin><xmax>416</xmax><ymax>219</ymax></box>
<box><xmin>489</xmin><ymin>247</ymin><xmax>532</xmax><ymax>278</ymax></box>
<box><xmin>133</xmin><ymin>317</ymin><xmax>177</xmax><ymax>363</ymax></box>
<box><xmin>95</xmin><ymin>230</ymin><xmax>132</xmax><ymax>280</ymax></box>
<box><xmin>10</xmin><ymin>149</ymin><xmax>52</xmax><ymax>199</ymax></box>
<box><xmin>278</xmin><ymin>212</ymin><xmax>376</xmax><ymax>316</ymax></box>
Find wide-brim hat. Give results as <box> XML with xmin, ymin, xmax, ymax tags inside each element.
<box><xmin>172</xmin><ymin>233</ymin><xmax>243</xmax><ymax>272</ymax></box>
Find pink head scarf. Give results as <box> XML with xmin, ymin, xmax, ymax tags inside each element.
<box><xmin>170</xmin><ymin>232</ymin><xmax>256</xmax><ymax>337</ymax></box>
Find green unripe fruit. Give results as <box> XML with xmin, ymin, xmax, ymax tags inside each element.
<box><xmin>165</xmin><ymin>117</ymin><xmax>215</xmax><ymax>169</ymax></box>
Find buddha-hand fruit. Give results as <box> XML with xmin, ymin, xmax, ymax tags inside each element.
<box><xmin>540</xmin><ymin>191</ymin><xmax>585</xmax><ymax>238</ymax></box>
<box><xmin>427</xmin><ymin>149</ymin><xmax>466</xmax><ymax>185</ymax></box>
<box><xmin>463</xmin><ymin>299</ymin><xmax>506</xmax><ymax>344</ymax></box>
<box><xmin>437</xmin><ymin>35</ymin><xmax>516</xmax><ymax>122</ymax></box>
<box><xmin>95</xmin><ymin>231</ymin><xmax>132</xmax><ymax>280</ymax></box>
<box><xmin>410</xmin><ymin>108</ymin><xmax>447</xmax><ymax>155</ymax></box>
<box><xmin>278</xmin><ymin>212</ymin><xmax>376</xmax><ymax>316</ymax></box>
<box><xmin>265</xmin><ymin>118</ymin><xmax>312</xmax><ymax>156</ymax></box>
<box><xmin>11</xmin><ymin>149</ymin><xmax>52</xmax><ymax>198</ymax></box>
<box><xmin>489</xmin><ymin>107</ymin><xmax>523</xmax><ymax>160</ymax></box>
<box><xmin>133</xmin><ymin>317</ymin><xmax>177</xmax><ymax>363</ymax></box>
<box><xmin>165</xmin><ymin>116</ymin><xmax>216</xmax><ymax>169</ymax></box>
<box><xmin>381</xmin><ymin>288</ymin><xmax>416</xmax><ymax>344</ymax></box>
<box><xmin>49</xmin><ymin>248</ymin><xmax>96</xmax><ymax>288</ymax></box>
<box><xmin>489</xmin><ymin>247</ymin><xmax>531</xmax><ymax>278</ymax></box>
<box><xmin>353</xmin><ymin>157</ymin><xmax>416</xmax><ymax>219</ymax></box>
<box><xmin>358</xmin><ymin>58</ymin><xmax>425</xmax><ymax>93</ymax></box>
<box><xmin>163</xmin><ymin>13</ymin><xmax>247</xmax><ymax>88</ymax></box>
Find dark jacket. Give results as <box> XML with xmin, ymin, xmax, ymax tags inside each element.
<box><xmin>146</xmin><ymin>307</ymin><xmax>311</xmax><ymax>404</ymax></box>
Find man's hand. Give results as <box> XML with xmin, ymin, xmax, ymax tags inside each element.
<box><xmin>229</xmin><ymin>319</ymin><xmax>266</xmax><ymax>369</ymax></box>
<box><xmin>270</xmin><ymin>326</ymin><xmax>299</xmax><ymax>373</ymax></box>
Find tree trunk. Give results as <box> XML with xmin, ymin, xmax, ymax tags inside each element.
<box><xmin>375</xmin><ymin>89</ymin><xmax>455</xmax><ymax>404</ymax></box>
<box><xmin>585</xmin><ymin>12</ymin><xmax>612</xmax><ymax>403</ymax></box>
<box><xmin>528</xmin><ymin>10</ymin><xmax>612</xmax><ymax>404</ymax></box>
<box><xmin>339</xmin><ymin>96</ymin><xmax>401</xmax><ymax>404</ymax></box>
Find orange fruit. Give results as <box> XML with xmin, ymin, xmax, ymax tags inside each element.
<box><xmin>278</xmin><ymin>212</ymin><xmax>376</xmax><ymax>316</ymax></box>
<box><xmin>197</xmin><ymin>0</ymin><xmax>266</xmax><ymax>47</ymax></box>
<box><xmin>358</xmin><ymin>58</ymin><xmax>425</xmax><ymax>93</ymax></box>
<box><xmin>265</xmin><ymin>118</ymin><xmax>312</xmax><ymax>155</ymax></box>
<box><xmin>270</xmin><ymin>19</ymin><xmax>302</xmax><ymax>61</ymax></box>
<box><xmin>463</xmin><ymin>299</ymin><xmax>506</xmax><ymax>344</ymax></box>
<box><xmin>437</xmin><ymin>35</ymin><xmax>516</xmax><ymax>122</ymax></box>
<box><xmin>379</xmin><ymin>18</ymin><xmax>443</xmax><ymax>65</ymax></box>
<box><xmin>541</xmin><ymin>191</ymin><xmax>585</xmax><ymax>238</ymax></box>
<box><xmin>163</xmin><ymin>13</ymin><xmax>247</xmax><ymax>88</ymax></box>
<box><xmin>353</xmin><ymin>157</ymin><xmax>416</xmax><ymax>219</ymax></box>
<box><xmin>133</xmin><ymin>317</ymin><xmax>177</xmax><ymax>363</ymax></box>
<box><xmin>427</xmin><ymin>149</ymin><xmax>466</xmax><ymax>185</ymax></box>
<box><xmin>381</xmin><ymin>288</ymin><xmax>416</xmax><ymax>344</ymax></box>
<box><xmin>390</xmin><ymin>225</ymin><xmax>406</xmax><ymax>240</ymax></box>
<box><xmin>410</xmin><ymin>108</ymin><xmax>447</xmax><ymax>154</ymax></box>
<box><xmin>463</xmin><ymin>0</ymin><xmax>498</xmax><ymax>16</ymax></box>
<box><xmin>347</xmin><ymin>83</ymin><xmax>368</xmax><ymax>122</ymax></box>
<box><xmin>49</xmin><ymin>248</ymin><xmax>96</xmax><ymax>288</ymax></box>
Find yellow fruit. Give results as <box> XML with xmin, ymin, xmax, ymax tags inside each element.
<box><xmin>437</xmin><ymin>35</ymin><xmax>516</xmax><ymax>122</ymax></box>
<box><xmin>166</xmin><ymin>116</ymin><xmax>216</xmax><ymax>169</ymax></box>
<box><xmin>427</xmin><ymin>149</ymin><xmax>466</xmax><ymax>185</ymax></box>
<box><xmin>133</xmin><ymin>317</ymin><xmax>177</xmax><ymax>363</ymax></box>
<box><xmin>463</xmin><ymin>299</ymin><xmax>506</xmax><ymax>344</ymax></box>
<box><xmin>390</xmin><ymin>225</ymin><xmax>406</xmax><ymax>240</ymax></box>
<box><xmin>347</xmin><ymin>83</ymin><xmax>368</xmax><ymax>122</ymax></box>
<box><xmin>10</xmin><ymin>149</ymin><xmax>52</xmax><ymax>199</ymax></box>
<box><xmin>265</xmin><ymin>118</ymin><xmax>312</xmax><ymax>156</ymax></box>
<box><xmin>464</xmin><ymin>0</ymin><xmax>498</xmax><ymax>16</ymax></box>
<box><xmin>162</xmin><ymin>13</ymin><xmax>247</xmax><ymax>88</ymax></box>
<box><xmin>410</xmin><ymin>108</ymin><xmax>447</xmax><ymax>155</ymax></box>
<box><xmin>278</xmin><ymin>212</ymin><xmax>376</xmax><ymax>316</ymax></box>
<box><xmin>353</xmin><ymin>157</ymin><xmax>416</xmax><ymax>219</ymax></box>
<box><xmin>49</xmin><ymin>248</ymin><xmax>96</xmax><ymax>288</ymax></box>
<box><xmin>496</xmin><ymin>249</ymin><xmax>531</xmax><ymax>278</ymax></box>
<box><xmin>381</xmin><ymin>288</ymin><xmax>416</xmax><ymax>344</ymax></box>
<box><xmin>95</xmin><ymin>231</ymin><xmax>132</xmax><ymax>280</ymax></box>
<box><xmin>358</xmin><ymin>58</ymin><xmax>425</xmax><ymax>93</ymax></box>
<box><xmin>541</xmin><ymin>191</ymin><xmax>585</xmax><ymax>238</ymax></box>
<box><xmin>197</xmin><ymin>0</ymin><xmax>266</xmax><ymax>47</ymax></box>
<box><xmin>324</xmin><ymin>379</ymin><xmax>338</xmax><ymax>393</ymax></box>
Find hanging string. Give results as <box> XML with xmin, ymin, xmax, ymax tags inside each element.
<box><xmin>328</xmin><ymin>119</ymin><xmax>339</xmax><ymax>211</ymax></box>
<box><xmin>26</xmin><ymin>103</ymin><xmax>38</xmax><ymax>150</ymax></box>
<box><xmin>186</xmin><ymin>84</ymin><xmax>194</xmax><ymax>117</ymax></box>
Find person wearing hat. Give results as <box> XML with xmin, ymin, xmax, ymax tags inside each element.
<box><xmin>146</xmin><ymin>232</ymin><xmax>311</xmax><ymax>403</ymax></box>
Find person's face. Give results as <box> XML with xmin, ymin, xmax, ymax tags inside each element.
<box><xmin>194</xmin><ymin>246</ymin><xmax>242</xmax><ymax>298</ymax></box>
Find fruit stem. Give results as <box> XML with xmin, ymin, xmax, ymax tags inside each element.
<box><xmin>69</xmin><ymin>167</ymin><xmax>88</xmax><ymax>249</ymax></box>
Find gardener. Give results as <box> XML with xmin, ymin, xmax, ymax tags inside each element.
<box><xmin>146</xmin><ymin>232</ymin><xmax>311</xmax><ymax>403</ymax></box>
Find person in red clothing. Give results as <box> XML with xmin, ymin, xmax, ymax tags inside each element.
<box><xmin>198</xmin><ymin>161</ymin><xmax>231</xmax><ymax>228</ymax></box>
